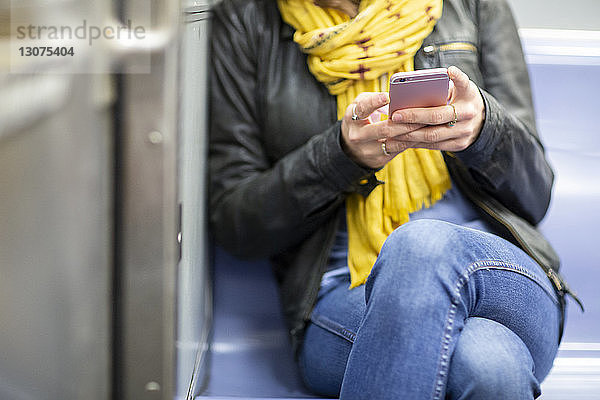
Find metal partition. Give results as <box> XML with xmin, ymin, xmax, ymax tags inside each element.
<box><xmin>0</xmin><ymin>75</ymin><xmax>113</xmax><ymax>400</ymax></box>
<box><xmin>0</xmin><ymin>2</ymin><xmax>113</xmax><ymax>399</ymax></box>
<box><xmin>176</xmin><ymin>2</ymin><xmax>214</xmax><ymax>399</ymax></box>
<box><xmin>113</xmin><ymin>0</ymin><xmax>217</xmax><ymax>399</ymax></box>
<box><xmin>114</xmin><ymin>0</ymin><xmax>215</xmax><ymax>398</ymax></box>
<box><xmin>1</xmin><ymin>0</ymin><xmax>198</xmax><ymax>398</ymax></box>
<box><xmin>112</xmin><ymin>0</ymin><xmax>180</xmax><ymax>398</ymax></box>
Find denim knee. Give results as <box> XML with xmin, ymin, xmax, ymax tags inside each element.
<box><xmin>367</xmin><ymin>220</ymin><xmax>462</xmax><ymax>292</ymax></box>
<box><xmin>364</xmin><ymin>220</ymin><xmax>465</xmax><ymax>319</ymax></box>
<box><xmin>371</xmin><ymin>219</ymin><xmax>522</xmax><ymax>285</ymax></box>
<box><xmin>382</xmin><ymin>219</ymin><xmax>457</xmax><ymax>259</ymax></box>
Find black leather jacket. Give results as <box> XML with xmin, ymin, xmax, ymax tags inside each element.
<box><xmin>209</xmin><ymin>0</ymin><xmax>578</xmax><ymax>352</ymax></box>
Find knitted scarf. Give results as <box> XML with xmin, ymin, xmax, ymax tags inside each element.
<box><xmin>278</xmin><ymin>0</ymin><xmax>451</xmax><ymax>287</ymax></box>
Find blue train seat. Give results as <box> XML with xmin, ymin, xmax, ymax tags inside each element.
<box><xmin>199</xmin><ymin>247</ymin><xmax>318</xmax><ymax>399</ymax></box>
<box><xmin>198</xmin><ymin>38</ymin><xmax>600</xmax><ymax>400</ymax></box>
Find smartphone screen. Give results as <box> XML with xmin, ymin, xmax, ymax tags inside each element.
<box><xmin>389</xmin><ymin>68</ymin><xmax>449</xmax><ymax>114</ymax></box>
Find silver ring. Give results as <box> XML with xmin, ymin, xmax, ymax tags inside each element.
<box><xmin>448</xmin><ymin>103</ymin><xmax>458</xmax><ymax>127</ymax></box>
<box><xmin>381</xmin><ymin>141</ymin><xmax>390</xmax><ymax>156</ymax></box>
<box><xmin>351</xmin><ymin>103</ymin><xmax>360</xmax><ymax>120</ymax></box>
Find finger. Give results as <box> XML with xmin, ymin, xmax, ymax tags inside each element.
<box><xmin>363</xmin><ymin>120</ymin><xmax>426</xmax><ymax>141</ymax></box>
<box><xmin>379</xmin><ymin>139</ymin><xmax>408</xmax><ymax>155</ymax></box>
<box><xmin>391</xmin><ymin>104</ymin><xmax>456</xmax><ymax>125</ymax></box>
<box><xmin>448</xmin><ymin>66</ymin><xmax>470</xmax><ymax>97</ymax></box>
<box><xmin>349</xmin><ymin>137</ymin><xmax>402</xmax><ymax>166</ymax></box>
<box><xmin>412</xmin><ymin>136</ymin><xmax>472</xmax><ymax>151</ymax></box>
<box><xmin>388</xmin><ymin>135</ymin><xmax>472</xmax><ymax>152</ymax></box>
<box><xmin>396</xmin><ymin>123</ymin><xmax>464</xmax><ymax>143</ymax></box>
<box><xmin>349</xmin><ymin>92</ymin><xmax>389</xmax><ymax>121</ymax></box>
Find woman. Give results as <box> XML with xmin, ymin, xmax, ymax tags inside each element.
<box><xmin>209</xmin><ymin>0</ymin><xmax>578</xmax><ymax>398</ymax></box>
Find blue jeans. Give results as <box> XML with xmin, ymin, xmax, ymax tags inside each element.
<box><xmin>298</xmin><ymin>220</ymin><xmax>563</xmax><ymax>399</ymax></box>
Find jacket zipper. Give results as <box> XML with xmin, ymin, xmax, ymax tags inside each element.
<box><xmin>423</xmin><ymin>42</ymin><xmax>478</xmax><ymax>55</ymax></box>
<box><xmin>466</xmin><ymin>188</ymin><xmax>584</xmax><ymax>311</ymax></box>
<box><xmin>445</xmin><ymin>153</ymin><xmax>584</xmax><ymax>309</ymax></box>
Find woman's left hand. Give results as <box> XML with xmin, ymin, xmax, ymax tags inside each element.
<box><xmin>385</xmin><ymin>66</ymin><xmax>485</xmax><ymax>152</ymax></box>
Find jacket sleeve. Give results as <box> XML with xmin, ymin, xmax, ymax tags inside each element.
<box><xmin>452</xmin><ymin>0</ymin><xmax>554</xmax><ymax>225</ymax></box>
<box><xmin>208</xmin><ymin>2</ymin><xmax>373</xmax><ymax>259</ymax></box>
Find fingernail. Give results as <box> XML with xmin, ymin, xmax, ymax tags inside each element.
<box><xmin>392</xmin><ymin>113</ymin><xmax>402</xmax><ymax>122</ymax></box>
<box><xmin>379</xmin><ymin>93</ymin><xmax>389</xmax><ymax>104</ymax></box>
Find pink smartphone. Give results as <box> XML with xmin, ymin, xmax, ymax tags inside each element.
<box><xmin>389</xmin><ymin>68</ymin><xmax>449</xmax><ymax>114</ymax></box>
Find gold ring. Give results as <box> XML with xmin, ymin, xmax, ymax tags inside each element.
<box><xmin>448</xmin><ymin>103</ymin><xmax>458</xmax><ymax>127</ymax></box>
<box><xmin>381</xmin><ymin>141</ymin><xmax>390</xmax><ymax>156</ymax></box>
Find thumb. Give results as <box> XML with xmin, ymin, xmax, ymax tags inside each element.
<box><xmin>348</xmin><ymin>92</ymin><xmax>390</xmax><ymax>121</ymax></box>
<box><xmin>447</xmin><ymin>79</ymin><xmax>456</xmax><ymax>103</ymax></box>
<box><xmin>448</xmin><ymin>66</ymin><xmax>470</xmax><ymax>97</ymax></box>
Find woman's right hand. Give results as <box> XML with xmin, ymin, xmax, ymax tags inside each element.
<box><xmin>341</xmin><ymin>92</ymin><xmax>425</xmax><ymax>169</ymax></box>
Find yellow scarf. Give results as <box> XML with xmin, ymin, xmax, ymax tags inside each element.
<box><xmin>278</xmin><ymin>0</ymin><xmax>451</xmax><ymax>287</ymax></box>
